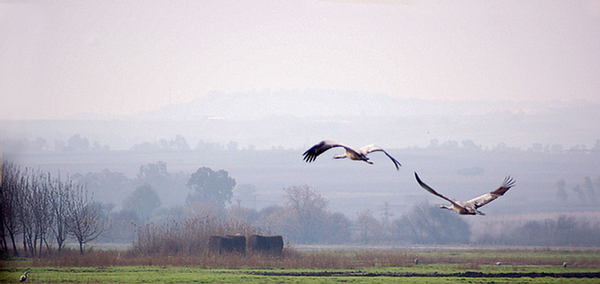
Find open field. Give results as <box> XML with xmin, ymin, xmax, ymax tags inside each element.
<box><xmin>2</xmin><ymin>249</ymin><xmax>600</xmax><ymax>283</ymax></box>
<box><xmin>2</xmin><ymin>265</ymin><xmax>600</xmax><ymax>283</ymax></box>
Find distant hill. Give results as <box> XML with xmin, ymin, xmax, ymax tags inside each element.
<box><xmin>1</xmin><ymin>89</ymin><xmax>599</xmax><ymax>150</ymax></box>
<box><xmin>133</xmin><ymin>89</ymin><xmax>587</xmax><ymax>120</ymax></box>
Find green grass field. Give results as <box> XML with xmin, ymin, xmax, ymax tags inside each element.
<box><xmin>2</xmin><ymin>249</ymin><xmax>599</xmax><ymax>283</ymax></box>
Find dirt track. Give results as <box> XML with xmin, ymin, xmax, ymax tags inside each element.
<box><xmin>249</xmin><ymin>271</ymin><xmax>600</xmax><ymax>278</ymax></box>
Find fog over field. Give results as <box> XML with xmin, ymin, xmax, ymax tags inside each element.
<box><xmin>3</xmin><ymin>90</ymin><xmax>599</xmax><ymax>151</ymax></box>
<box><xmin>2</xmin><ymin>1</ymin><xmax>600</xmax><ymax>246</ymax></box>
<box><xmin>3</xmin><ymin>91</ymin><xmax>600</xmax><ymax>222</ymax></box>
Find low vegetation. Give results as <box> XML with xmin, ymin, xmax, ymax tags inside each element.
<box><xmin>2</xmin><ymin>249</ymin><xmax>600</xmax><ymax>283</ymax></box>
<box><xmin>3</xmin><ymin>158</ymin><xmax>600</xmax><ymax>282</ymax></box>
<box><xmin>2</xmin><ymin>246</ymin><xmax>600</xmax><ymax>269</ymax></box>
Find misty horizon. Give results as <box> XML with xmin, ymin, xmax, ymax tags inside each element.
<box><xmin>2</xmin><ymin>89</ymin><xmax>599</xmax><ymax>152</ymax></box>
<box><xmin>2</xmin><ymin>1</ymin><xmax>599</xmax><ymax>121</ymax></box>
<box><xmin>1</xmin><ymin>1</ymin><xmax>599</xmax><ymax>249</ymax></box>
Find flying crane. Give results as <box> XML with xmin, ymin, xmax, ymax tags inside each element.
<box><xmin>303</xmin><ymin>140</ymin><xmax>401</xmax><ymax>170</ymax></box>
<box><xmin>414</xmin><ymin>172</ymin><xmax>515</xmax><ymax>215</ymax></box>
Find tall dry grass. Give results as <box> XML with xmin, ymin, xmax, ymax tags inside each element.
<box><xmin>21</xmin><ymin>248</ymin><xmax>409</xmax><ymax>269</ymax></box>
<box><xmin>4</xmin><ymin>247</ymin><xmax>599</xmax><ymax>270</ymax></box>
<box><xmin>131</xmin><ymin>215</ymin><xmax>262</xmax><ymax>256</ymax></box>
<box><xmin>4</xmin><ymin>215</ymin><xmax>600</xmax><ymax>269</ymax></box>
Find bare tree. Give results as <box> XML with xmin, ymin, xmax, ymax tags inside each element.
<box><xmin>13</xmin><ymin>168</ymin><xmax>54</xmax><ymax>256</ymax></box>
<box><xmin>392</xmin><ymin>202</ymin><xmax>471</xmax><ymax>245</ymax></box>
<box><xmin>572</xmin><ymin>184</ymin><xmax>586</xmax><ymax>205</ymax></box>
<box><xmin>2</xmin><ymin>161</ymin><xmax>107</xmax><ymax>256</ymax></box>
<box><xmin>49</xmin><ymin>175</ymin><xmax>72</xmax><ymax>253</ymax></box>
<box><xmin>0</xmin><ymin>161</ymin><xmax>23</xmax><ymax>256</ymax></box>
<box><xmin>356</xmin><ymin>209</ymin><xmax>382</xmax><ymax>244</ymax></box>
<box><xmin>323</xmin><ymin>212</ymin><xmax>352</xmax><ymax>244</ymax></box>
<box><xmin>19</xmin><ymin>168</ymin><xmax>36</xmax><ymax>256</ymax></box>
<box><xmin>283</xmin><ymin>185</ymin><xmax>328</xmax><ymax>244</ymax></box>
<box><xmin>0</xmin><ymin>189</ymin><xmax>5</xmax><ymax>253</ymax></box>
<box><xmin>555</xmin><ymin>179</ymin><xmax>568</xmax><ymax>202</ymax></box>
<box><xmin>583</xmin><ymin>177</ymin><xmax>597</xmax><ymax>205</ymax></box>
<box><xmin>67</xmin><ymin>185</ymin><xmax>105</xmax><ymax>254</ymax></box>
<box><xmin>30</xmin><ymin>172</ymin><xmax>53</xmax><ymax>255</ymax></box>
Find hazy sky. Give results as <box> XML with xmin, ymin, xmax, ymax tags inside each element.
<box><xmin>1</xmin><ymin>0</ymin><xmax>599</xmax><ymax>120</ymax></box>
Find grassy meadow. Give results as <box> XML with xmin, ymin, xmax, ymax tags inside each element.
<box><xmin>2</xmin><ymin>248</ymin><xmax>600</xmax><ymax>283</ymax></box>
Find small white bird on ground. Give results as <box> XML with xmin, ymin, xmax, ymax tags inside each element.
<box><xmin>19</xmin><ymin>271</ymin><xmax>28</xmax><ymax>282</ymax></box>
<box><xmin>303</xmin><ymin>140</ymin><xmax>401</xmax><ymax>170</ymax></box>
<box><xmin>414</xmin><ymin>172</ymin><xmax>515</xmax><ymax>215</ymax></box>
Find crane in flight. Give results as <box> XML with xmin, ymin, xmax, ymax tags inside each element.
<box><xmin>303</xmin><ymin>140</ymin><xmax>401</xmax><ymax>170</ymax></box>
<box><xmin>414</xmin><ymin>172</ymin><xmax>515</xmax><ymax>215</ymax></box>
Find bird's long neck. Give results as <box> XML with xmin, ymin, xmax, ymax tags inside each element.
<box><xmin>332</xmin><ymin>154</ymin><xmax>347</xmax><ymax>159</ymax></box>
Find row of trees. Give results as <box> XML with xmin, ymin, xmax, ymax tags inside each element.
<box><xmin>129</xmin><ymin>180</ymin><xmax>600</xmax><ymax>247</ymax></box>
<box><xmin>127</xmin><ymin>184</ymin><xmax>472</xmax><ymax>254</ymax></box>
<box><xmin>4</xmin><ymin>134</ymin><xmax>110</xmax><ymax>154</ymax></box>
<box><xmin>3</xmin><ymin>135</ymin><xmax>231</xmax><ymax>154</ymax></box>
<box><xmin>476</xmin><ymin>215</ymin><xmax>600</xmax><ymax>247</ymax></box>
<box><xmin>555</xmin><ymin>177</ymin><xmax>599</xmax><ymax>205</ymax></box>
<box><xmin>0</xmin><ymin>161</ymin><xmax>105</xmax><ymax>256</ymax></box>
<box><xmin>145</xmin><ymin>184</ymin><xmax>600</xmax><ymax>248</ymax></box>
<box><xmin>67</xmin><ymin>162</ymin><xmax>599</xmax><ymax>247</ymax></box>
<box><xmin>5</xmin><ymin>135</ymin><xmax>600</xmax><ymax>154</ymax></box>
<box><xmin>219</xmin><ymin>185</ymin><xmax>471</xmax><ymax>245</ymax></box>
<box><xmin>4</xmin><ymin>159</ymin><xmax>600</xmax><ymax>258</ymax></box>
<box><xmin>40</xmin><ymin>158</ymin><xmax>600</xmax><ymax>247</ymax></box>
<box><xmin>81</xmin><ymin>162</ymin><xmax>471</xmax><ymax>245</ymax></box>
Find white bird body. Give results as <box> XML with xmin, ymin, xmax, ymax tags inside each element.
<box><xmin>19</xmin><ymin>271</ymin><xmax>28</xmax><ymax>282</ymax></box>
<box><xmin>415</xmin><ymin>172</ymin><xmax>515</xmax><ymax>215</ymax></box>
<box><xmin>303</xmin><ymin>140</ymin><xmax>401</xmax><ymax>170</ymax></box>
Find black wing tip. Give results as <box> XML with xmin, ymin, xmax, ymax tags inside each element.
<box><xmin>414</xmin><ymin>172</ymin><xmax>423</xmax><ymax>184</ymax></box>
<box><xmin>302</xmin><ymin>153</ymin><xmax>316</xmax><ymax>163</ymax></box>
<box><xmin>302</xmin><ymin>140</ymin><xmax>330</xmax><ymax>163</ymax></box>
<box><xmin>381</xmin><ymin>150</ymin><xmax>402</xmax><ymax>170</ymax></box>
<box><xmin>414</xmin><ymin>172</ymin><xmax>429</xmax><ymax>188</ymax></box>
<box><xmin>302</xmin><ymin>144</ymin><xmax>318</xmax><ymax>163</ymax></box>
<box><xmin>502</xmin><ymin>176</ymin><xmax>516</xmax><ymax>188</ymax></box>
<box><xmin>392</xmin><ymin>159</ymin><xmax>402</xmax><ymax>170</ymax></box>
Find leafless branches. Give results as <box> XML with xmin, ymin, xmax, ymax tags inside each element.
<box><xmin>67</xmin><ymin>185</ymin><xmax>106</xmax><ymax>254</ymax></box>
<box><xmin>0</xmin><ymin>161</ymin><xmax>105</xmax><ymax>256</ymax></box>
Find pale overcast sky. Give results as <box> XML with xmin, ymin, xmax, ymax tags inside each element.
<box><xmin>1</xmin><ymin>0</ymin><xmax>599</xmax><ymax>120</ymax></box>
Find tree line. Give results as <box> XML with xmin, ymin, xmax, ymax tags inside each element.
<box><xmin>5</xmin><ymin>134</ymin><xmax>600</xmax><ymax>154</ymax></box>
<box><xmin>100</xmin><ymin>165</ymin><xmax>600</xmax><ymax>248</ymax></box>
<box><xmin>475</xmin><ymin>215</ymin><xmax>600</xmax><ymax>247</ymax></box>
<box><xmin>3</xmin><ymin>159</ymin><xmax>600</xmax><ymax>259</ymax></box>
<box><xmin>0</xmin><ymin>159</ymin><xmax>472</xmax><ymax>257</ymax></box>
<box><xmin>554</xmin><ymin>177</ymin><xmax>600</xmax><ymax>206</ymax></box>
<box><xmin>0</xmin><ymin>161</ymin><xmax>105</xmax><ymax>256</ymax></box>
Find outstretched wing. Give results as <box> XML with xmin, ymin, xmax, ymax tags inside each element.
<box><xmin>302</xmin><ymin>140</ymin><xmax>347</xmax><ymax>162</ymax></box>
<box><xmin>414</xmin><ymin>172</ymin><xmax>460</xmax><ymax>207</ymax></box>
<box><xmin>359</xmin><ymin>144</ymin><xmax>402</xmax><ymax>170</ymax></box>
<box><xmin>466</xmin><ymin>176</ymin><xmax>515</xmax><ymax>208</ymax></box>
